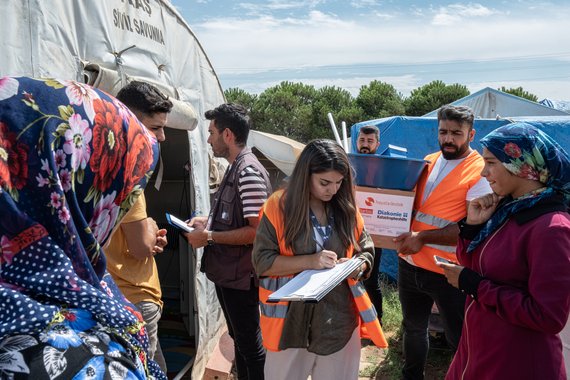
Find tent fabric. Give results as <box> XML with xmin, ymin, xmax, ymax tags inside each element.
<box><xmin>351</xmin><ymin>115</ymin><xmax>570</xmax><ymax>161</ymax></box>
<box><xmin>247</xmin><ymin>130</ymin><xmax>306</xmax><ymax>176</ymax></box>
<box><xmin>540</xmin><ymin>98</ymin><xmax>570</xmax><ymax>114</ymax></box>
<box><xmin>0</xmin><ymin>1</ymin><xmax>225</xmax><ymax>378</ymax></box>
<box><xmin>84</xmin><ymin>63</ymin><xmax>199</xmax><ymax>131</ymax></box>
<box><xmin>423</xmin><ymin>87</ymin><xmax>569</xmax><ymax>118</ymax></box>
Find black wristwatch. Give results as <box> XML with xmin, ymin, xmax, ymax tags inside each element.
<box><xmin>207</xmin><ymin>230</ymin><xmax>215</xmax><ymax>246</ymax></box>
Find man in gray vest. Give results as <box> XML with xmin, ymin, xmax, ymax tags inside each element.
<box><xmin>184</xmin><ymin>103</ymin><xmax>270</xmax><ymax>380</ymax></box>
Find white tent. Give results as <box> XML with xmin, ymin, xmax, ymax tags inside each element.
<box><xmin>247</xmin><ymin>130</ymin><xmax>305</xmax><ymax>176</ymax></box>
<box><xmin>540</xmin><ymin>98</ymin><xmax>570</xmax><ymax>114</ymax></box>
<box><xmin>424</xmin><ymin>87</ymin><xmax>569</xmax><ymax>118</ymax></box>
<box><xmin>0</xmin><ymin>1</ymin><xmax>225</xmax><ymax>378</ymax></box>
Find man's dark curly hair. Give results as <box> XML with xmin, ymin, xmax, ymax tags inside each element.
<box><xmin>116</xmin><ymin>81</ymin><xmax>173</xmax><ymax>116</ymax></box>
<box><xmin>437</xmin><ymin>105</ymin><xmax>474</xmax><ymax>130</ymax></box>
<box><xmin>205</xmin><ymin>103</ymin><xmax>251</xmax><ymax>145</ymax></box>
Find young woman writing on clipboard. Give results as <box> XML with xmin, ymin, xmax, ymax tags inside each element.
<box><xmin>252</xmin><ymin>139</ymin><xmax>387</xmax><ymax>380</ymax></box>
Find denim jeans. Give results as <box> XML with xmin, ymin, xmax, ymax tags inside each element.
<box><xmin>135</xmin><ymin>301</ymin><xmax>167</xmax><ymax>373</ymax></box>
<box><xmin>364</xmin><ymin>248</ymin><xmax>383</xmax><ymax>321</ymax></box>
<box><xmin>398</xmin><ymin>258</ymin><xmax>465</xmax><ymax>380</ymax></box>
<box><xmin>215</xmin><ymin>279</ymin><xmax>266</xmax><ymax>380</ymax></box>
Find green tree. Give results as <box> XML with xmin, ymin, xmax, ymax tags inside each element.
<box><xmin>224</xmin><ymin>87</ymin><xmax>257</xmax><ymax>111</ymax></box>
<box><xmin>356</xmin><ymin>80</ymin><xmax>405</xmax><ymax>120</ymax></box>
<box><xmin>311</xmin><ymin>86</ymin><xmax>364</xmax><ymax>142</ymax></box>
<box><xmin>404</xmin><ymin>80</ymin><xmax>469</xmax><ymax>116</ymax></box>
<box><xmin>250</xmin><ymin>81</ymin><xmax>317</xmax><ymax>142</ymax></box>
<box><xmin>498</xmin><ymin>86</ymin><xmax>538</xmax><ymax>102</ymax></box>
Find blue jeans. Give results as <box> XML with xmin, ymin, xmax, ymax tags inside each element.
<box><xmin>398</xmin><ymin>258</ymin><xmax>465</xmax><ymax>380</ymax></box>
<box><xmin>215</xmin><ymin>280</ymin><xmax>265</xmax><ymax>380</ymax></box>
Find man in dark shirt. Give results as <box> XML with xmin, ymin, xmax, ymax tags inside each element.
<box><xmin>184</xmin><ymin>103</ymin><xmax>270</xmax><ymax>380</ymax></box>
<box><xmin>356</xmin><ymin>125</ymin><xmax>383</xmax><ymax>326</ymax></box>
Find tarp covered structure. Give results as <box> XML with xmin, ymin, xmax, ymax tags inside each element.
<box><xmin>424</xmin><ymin>87</ymin><xmax>569</xmax><ymax>118</ymax></box>
<box><xmin>351</xmin><ymin>116</ymin><xmax>570</xmax><ymax>161</ymax></box>
<box><xmin>0</xmin><ymin>1</ymin><xmax>226</xmax><ymax>378</ymax></box>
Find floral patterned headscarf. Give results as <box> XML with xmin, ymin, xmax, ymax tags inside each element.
<box><xmin>467</xmin><ymin>122</ymin><xmax>570</xmax><ymax>252</ymax></box>
<box><xmin>481</xmin><ymin>122</ymin><xmax>570</xmax><ymax>199</ymax></box>
<box><xmin>0</xmin><ymin>77</ymin><xmax>159</xmax><ymax>363</ymax></box>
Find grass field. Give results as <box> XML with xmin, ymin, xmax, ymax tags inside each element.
<box><xmin>359</xmin><ymin>278</ymin><xmax>455</xmax><ymax>380</ymax></box>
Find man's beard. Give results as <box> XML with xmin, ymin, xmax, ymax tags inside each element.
<box><xmin>359</xmin><ymin>147</ymin><xmax>371</xmax><ymax>154</ymax></box>
<box><xmin>440</xmin><ymin>142</ymin><xmax>469</xmax><ymax>160</ymax></box>
<box><xmin>212</xmin><ymin>138</ymin><xmax>230</xmax><ymax>158</ymax></box>
<box><xmin>213</xmin><ymin>146</ymin><xmax>230</xmax><ymax>158</ymax></box>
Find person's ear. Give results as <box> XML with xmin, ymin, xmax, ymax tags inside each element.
<box><xmin>223</xmin><ymin>128</ymin><xmax>234</xmax><ymax>143</ymax></box>
<box><xmin>469</xmin><ymin>128</ymin><xmax>476</xmax><ymax>142</ymax></box>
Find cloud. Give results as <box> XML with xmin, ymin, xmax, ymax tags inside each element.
<box><xmin>191</xmin><ymin>2</ymin><xmax>570</xmax><ymax>99</ymax></box>
<box><xmin>351</xmin><ymin>0</ymin><xmax>381</xmax><ymax>9</ymax></box>
<box><xmin>432</xmin><ymin>3</ymin><xmax>499</xmax><ymax>25</ymax></box>
<box><xmin>372</xmin><ymin>11</ymin><xmax>396</xmax><ymax>20</ymax></box>
<box><xmin>197</xmin><ymin>11</ymin><xmax>567</xmax><ymax>70</ymax></box>
<box><xmin>238</xmin><ymin>0</ymin><xmax>323</xmax><ymax>14</ymax></box>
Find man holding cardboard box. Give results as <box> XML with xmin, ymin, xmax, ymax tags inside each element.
<box><xmin>393</xmin><ymin>105</ymin><xmax>492</xmax><ymax>380</ymax></box>
<box><xmin>355</xmin><ymin>125</ymin><xmax>384</xmax><ymax>326</ymax></box>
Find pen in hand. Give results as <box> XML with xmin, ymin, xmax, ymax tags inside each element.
<box><xmin>315</xmin><ymin>241</ymin><xmax>338</xmax><ymax>269</ymax></box>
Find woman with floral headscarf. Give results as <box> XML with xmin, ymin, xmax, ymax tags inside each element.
<box><xmin>0</xmin><ymin>76</ymin><xmax>166</xmax><ymax>379</ymax></box>
<box><xmin>437</xmin><ymin>123</ymin><xmax>570</xmax><ymax>379</ymax></box>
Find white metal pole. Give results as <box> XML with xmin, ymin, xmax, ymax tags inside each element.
<box><xmin>327</xmin><ymin>112</ymin><xmax>343</xmax><ymax>147</ymax></box>
<box><xmin>341</xmin><ymin>121</ymin><xmax>349</xmax><ymax>152</ymax></box>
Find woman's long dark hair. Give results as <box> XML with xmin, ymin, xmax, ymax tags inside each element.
<box><xmin>282</xmin><ymin>139</ymin><xmax>359</xmax><ymax>252</ymax></box>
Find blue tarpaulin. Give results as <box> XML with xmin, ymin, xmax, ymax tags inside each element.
<box><xmin>351</xmin><ymin>115</ymin><xmax>570</xmax><ymax>281</ymax></box>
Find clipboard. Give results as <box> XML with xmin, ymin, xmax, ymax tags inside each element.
<box><xmin>267</xmin><ymin>257</ymin><xmax>364</xmax><ymax>303</ymax></box>
<box><xmin>165</xmin><ymin>213</ymin><xmax>194</xmax><ymax>233</ymax></box>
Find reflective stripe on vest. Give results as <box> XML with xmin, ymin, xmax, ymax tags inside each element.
<box><xmin>414</xmin><ymin>210</ymin><xmax>453</xmax><ymax>229</ymax></box>
<box><xmin>425</xmin><ymin>243</ymin><xmax>456</xmax><ymax>253</ymax></box>
<box><xmin>350</xmin><ymin>282</ymin><xmax>378</xmax><ymax>323</ymax></box>
<box><xmin>260</xmin><ymin>277</ymin><xmax>291</xmax><ymax>292</ymax></box>
<box><xmin>259</xmin><ymin>277</ymin><xmax>291</xmax><ymax>319</ymax></box>
<box><xmin>260</xmin><ymin>303</ymin><xmax>288</xmax><ymax>319</ymax></box>
<box><xmin>414</xmin><ymin>211</ymin><xmax>457</xmax><ymax>253</ymax></box>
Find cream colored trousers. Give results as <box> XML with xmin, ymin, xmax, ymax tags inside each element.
<box><xmin>264</xmin><ymin>327</ymin><xmax>361</xmax><ymax>380</ymax></box>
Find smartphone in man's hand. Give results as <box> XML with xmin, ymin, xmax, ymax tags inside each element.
<box><xmin>166</xmin><ymin>213</ymin><xmax>194</xmax><ymax>233</ymax></box>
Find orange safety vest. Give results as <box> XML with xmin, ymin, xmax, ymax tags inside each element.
<box><xmin>258</xmin><ymin>190</ymin><xmax>388</xmax><ymax>352</ymax></box>
<box><xmin>400</xmin><ymin>150</ymin><xmax>485</xmax><ymax>274</ymax></box>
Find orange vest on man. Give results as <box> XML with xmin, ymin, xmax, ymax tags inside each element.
<box><xmin>400</xmin><ymin>150</ymin><xmax>485</xmax><ymax>274</ymax></box>
<box><xmin>258</xmin><ymin>191</ymin><xmax>388</xmax><ymax>352</ymax></box>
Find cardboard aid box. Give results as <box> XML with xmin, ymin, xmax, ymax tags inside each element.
<box><xmin>355</xmin><ymin>186</ymin><xmax>416</xmax><ymax>250</ymax></box>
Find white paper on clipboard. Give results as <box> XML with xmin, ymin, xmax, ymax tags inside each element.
<box><xmin>267</xmin><ymin>257</ymin><xmax>363</xmax><ymax>303</ymax></box>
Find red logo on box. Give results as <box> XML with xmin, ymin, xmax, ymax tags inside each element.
<box><xmin>364</xmin><ymin>197</ymin><xmax>375</xmax><ymax>206</ymax></box>
<box><xmin>359</xmin><ymin>208</ymin><xmax>373</xmax><ymax>215</ymax></box>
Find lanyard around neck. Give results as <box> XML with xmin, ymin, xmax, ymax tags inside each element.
<box><xmin>309</xmin><ymin>208</ymin><xmax>333</xmax><ymax>246</ymax></box>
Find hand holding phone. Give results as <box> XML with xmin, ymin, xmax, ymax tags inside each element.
<box><xmin>434</xmin><ymin>255</ymin><xmax>454</xmax><ymax>265</ymax></box>
<box><xmin>166</xmin><ymin>213</ymin><xmax>195</xmax><ymax>233</ymax></box>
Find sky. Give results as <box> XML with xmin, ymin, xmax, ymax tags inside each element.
<box><xmin>169</xmin><ymin>0</ymin><xmax>570</xmax><ymax>100</ymax></box>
